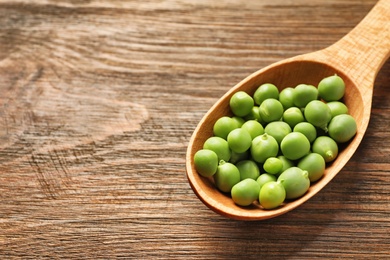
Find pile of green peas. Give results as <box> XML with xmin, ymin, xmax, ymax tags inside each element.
<box><xmin>194</xmin><ymin>75</ymin><xmax>357</xmax><ymax>209</ymax></box>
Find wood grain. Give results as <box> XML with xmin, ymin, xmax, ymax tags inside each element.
<box><xmin>0</xmin><ymin>0</ymin><xmax>388</xmax><ymax>258</ymax></box>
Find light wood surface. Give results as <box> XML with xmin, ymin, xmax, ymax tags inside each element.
<box><xmin>0</xmin><ymin>0</ymin><xmax>389</xmax><ymax>258</ymax></box>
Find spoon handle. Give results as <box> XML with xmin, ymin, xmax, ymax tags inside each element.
<box><xmin>316</xmin><ymin>0</ymin><xmax>390</xmax><ymax>89</ymax></box>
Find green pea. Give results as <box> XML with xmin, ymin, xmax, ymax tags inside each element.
<box><xmin>243</xmin><ymin>106</ymin><xmax>259</xmax><ymax>121</ymax></box>
<box><xmin>236</xmin><ymin>160</ymin><xmax>260</xmax><ymax>180</ymax></box>
<box><xmin>328</xmin><ymin>114</ymin><xmax>357</xmax><ymax>143</ymax></box>
<box><xmin>297</xmin><ymin>153</ymin><xmax>325</xmax><ymax>182</ymax></box>
<box><xmin>256</xmin><ymin>173</ymin><xmax>277</xmax><ymax>190</ymax></box>
<box><xmin>253</xmin><ymin>83</ymin><xmax>279</xmax><ymax>105</ymax></box>
<box><xmin>194</xmin><ymin>149</ymin><xmax>219</xmax><ymax>177</ymax></box>
<box><xmin>277</xmin><ymin>167</ymin><xmax>310</xmax><ymax>199</ymax></box>
<box><xmin>263</xmin><ymin>157</ymin><xmax>283</xmax><ymax>175</ymax></box>
<box><xmin>283</xmin><ymin>107</ymin><xmax>304</xmax><ymax>128</ymax></box>
<box><xmin>280</xmin><ymin>132</ymin><xmax>310</xmax><ymax>160</ymax></box>
<box><xmin>264</xmin><ymin>121</ymin><xmax>292</xmax><ymax>144</ymax></box>
<box><xmin>213</xmin><ymin>116</ymin><xmax>238</xmax><ymax>139</ymax></box>
<box><xmin>203</xmin><ymin>136</ymin><xmax>231</xmax><ymax>162</ymax></box>
<box><xmin>241</xmin><ymin>120</ymin><xmax>264</xmax><ymax>139</ymax></box>
<box><xmin>259</xmin><ymin>98</ymin><xmax>284</xmax><ymax>123</ymax></box>
<box><xmin>293</xmin><ymin>122</ymin><xmax>317</xmax><ymax>143</ymax></box>
<box><xmin>244</xmin><ymin>106</ymin><xmax>263</xmax><ymax>123</ymax></box>
<box><xmin>231</xmin><ymin>116</ymin><xmax>245</xmax><ymax>128</ymax></box>
<box><xmin>230</xmin><ymin>91</ymin><xmax>254</xmax><ymax>117</ymax></box>
<box><xmin>278</xmin><ymin>155</ymin><xmax>295</xmax><ymax>173</ymax></box>
<box><xmin>231</xmin><ymin>179</ymin><xmax>261</xmax><ymax>206</ymax></box>
<box><xmin>312</xmin><ymin>136</ymin><xmax>338</xmax><ymax>163</ymax></box>
<box><xmin>279</xmin><ymin>87</ymin><xmax>295</xmax><ymax>110</ymax></box>
<box><xmin>229</xmin><ymin>150</ymin><xmax>249</xmax><ymax>164</ymax></box>
<box><xmin>213</xmin><ymin>161</ymin><xmax>241</xmax><ymax>193</ymax></box>
<box><xmin>259</xmin><ymin>181</ymin><xmax>286</xmax><ymax>209</ymax></box>
<box><xmin>227</xmin><ymin>128</ymin><xmax>252</xmax><ymax>153</ymax></box>
<box><xmin>293</xmin><ymin>84</ymin><xmax>318</xmax><ymax>108</ymax></box>
<box><xmin>250</xmin><ymin>133</ymin><xmax>279</xmax><ymax>163</ymax></box>
<box><xmin>327</xmin><ymin>101</ymin><xmax>349</xmax><ymax>118</ymax></box>
<box><xmin>199</xmin><ymin>75</ymin><xmax>356</xmax><ymax>208</ymax></box>
<box><xmin>304</xmin><ymin>100</ymin><xmax>332</xmax><ymax>131</ymax></box>
<box><xmin>318</xmin><ymin>74</ymin><xmax>345</xmax><ymax>102</ymax></box>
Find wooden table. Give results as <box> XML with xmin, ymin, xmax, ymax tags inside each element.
<box><xmin>0</xmin><ymin>0</ymin><xmax>388</xmax><ymax>258</ymax></box>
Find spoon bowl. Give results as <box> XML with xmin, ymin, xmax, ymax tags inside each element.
<box><xmin>186</xmin><ymin>0</ymin><xmax>390</xmax><ymax>220</ymax></box>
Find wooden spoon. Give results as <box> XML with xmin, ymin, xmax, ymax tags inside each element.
<box><xmin>186</xmin><ymin>0</ymin><xmax>390</xmax><ymax>220</ymax></box>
